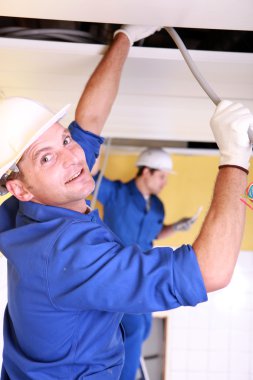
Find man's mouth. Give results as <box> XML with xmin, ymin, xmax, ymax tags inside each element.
<box><xmin>65</xmin><ymin>169</ymin><xmax>83</xmax><ymax>184</ymax></box>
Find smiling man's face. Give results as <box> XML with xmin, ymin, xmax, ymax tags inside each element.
<box><xmin>8</xmin><ymin>123</ymin><xmax>95</xmax><ymax>213</ymax></box>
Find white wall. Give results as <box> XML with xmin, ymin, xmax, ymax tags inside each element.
<box><xmin>167</xmin><ymin>251</ymin><xmax>253</xmax><ymax>380</ymax></box>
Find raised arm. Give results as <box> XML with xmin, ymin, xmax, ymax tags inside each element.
<box><xmin>75</xmin><ymin>25</ymin><xmax>161</xmax><ymax>135</ymax></box>
<box><xmin>193</xmin><ymin>167</ymin><xmax>246</xmax><ymax>292</ymax></box>
<box><xmin>193</xmin><ymin>101</ymin><xmax>253</xmax><ymax>292</ymax></box>
<box><xmin>75</xmin><ymin>32</ymin><xmax>130</xmax><ymax>135</ymax></box>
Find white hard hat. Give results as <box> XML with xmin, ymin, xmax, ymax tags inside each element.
<box><xmin>0</xmin><ymin>97</ymin><xmax>70</xmax><ymax>180</ymax></box>
<box><xmin>136</xmin><ymin>148</ymin><xmax>174</xmax><ymax>173</ymax></box>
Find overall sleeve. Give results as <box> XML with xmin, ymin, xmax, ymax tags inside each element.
<box><xmin>93</xmin><ymin>173</ymin><xmax>120</xmax><ymax>205</ymax></box>
<box><xmin>68</xmin><ymin>121</ymin><xmax>104</xmax><ymax>171</ymax></box>
<box><xmin>47</xmin><ymin>220</ymin><xmax>207</xmax><ymax>313</ymax></box>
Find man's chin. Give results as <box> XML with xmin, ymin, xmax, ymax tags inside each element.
<box><xmin>81</xmin><ymin>180</ymin><xmax>95</xmax><ymax>199</ymax></box>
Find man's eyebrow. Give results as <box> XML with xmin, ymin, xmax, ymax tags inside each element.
<box><xmin>32</xmin><ymin>131</ymin><xmax>70</xmax><ymax>161</ymax></box>
<box><xmin>62</xmin><ymin>130</ymin><xmax>71</xmax><ymax>139</ymax></box>
<box><xmin>33</xmin><ymin>147</ymin><xmax>52</xmax><ymax>161</ymax></box>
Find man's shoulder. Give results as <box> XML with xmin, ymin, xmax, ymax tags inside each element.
<box><xmin>0</xmin><ymin>196</ymin><xmax>19</xmax><ymax>232</ymax></box>
<box><xmin>151</xmin><ymin>194</ymin><xmax>164</xmax><ymax>209</ymax></box>
<box><xmin>68</xmin><ymin>121</ymin><xmax>104</xmax><ymax>144</ymax></box>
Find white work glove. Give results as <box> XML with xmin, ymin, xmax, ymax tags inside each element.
<box><xmin>114</xmin><ymin>25</ymin><xmax>161</xmax><ymax>46</ymax></box>
<box><xmin>210</xmin><ymin>100</ymin><xmax>253</xmax><ymax>173</ymax></box>
<box><xmin>173</xmin><ymin>217</ymin><xmax>195</xmax><ymax>232</ymax></box>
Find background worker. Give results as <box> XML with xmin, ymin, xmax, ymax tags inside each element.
<box><xmin>92</xmin><ymin>148</ymin><xmax>198</xmax><ymax>380</ymax></box>
<box><xmin>0</xmin><ymin>24</ymin><xmax>252</xmax><ymax>380</ymax></box>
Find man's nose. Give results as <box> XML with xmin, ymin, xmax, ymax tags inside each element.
<box><xmin>62</xmin><ymin>148</ymin><xmax>80</xmax><ymax>167</ymax></box>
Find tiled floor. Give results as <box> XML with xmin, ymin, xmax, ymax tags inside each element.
<box><xmin>166</xmin><ymin>251</ymin><xmax>253</xmax><ymax>380</ymax></box>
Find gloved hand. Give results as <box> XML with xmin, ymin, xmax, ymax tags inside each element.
<box><xmin>114</xmin><ymin>25</ymin><xmax>161</xmax><ymax>46</ymax></box>
<box><xmin>210</xmin><ymin>100</ymin><xmax>253</xmax><ymax>172</ymax></box>
<box><xmin>173</xmin><ymin>217</ymin><xmax>195</xmax><ymax>232</ymax></box>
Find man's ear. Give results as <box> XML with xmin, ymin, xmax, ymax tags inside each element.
<box><xmin>6</xmin><ymin>179</ymin><xmax>33</xmax><ymax>202</ymax></box>
<box><xmin>142</xmin><ymin>167</ymin><xmax>151</xmax><ymax>177</ymax></box>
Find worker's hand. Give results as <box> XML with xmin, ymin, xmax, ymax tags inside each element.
<box><xmin>114</xmin><ymin>25</ymin><xmax>161</xmax><ymax>46</ymax></box>
<box><xmin>210</xmin><ymin>100</ymin><xmax>253</xmax><ymax>172</ymax></box>
<box><xmin>173</xmin><ymin>217</ymin><xmax>195</xmax><ymax>232</ymax></box>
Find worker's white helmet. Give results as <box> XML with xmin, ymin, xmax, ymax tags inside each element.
<box><xmin>0</xmin><ymin>97</ymin><xmax>70</xmax><ymax>181</ymax></box>
<box><xmin>136</xmin><ymin>148</ymin><xmax>174</xmax><ymax>173</ymax></box>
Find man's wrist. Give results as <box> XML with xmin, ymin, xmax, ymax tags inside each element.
<box><xmin>219</xmin><ymin>165</ymin><xmax>249</xmax><ymax>175</ymax></box>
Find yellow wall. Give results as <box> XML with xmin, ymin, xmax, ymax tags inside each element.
<box><xmin>1</xmin><ymin>154</ymin><xmax>252</xmax><ymax>250</ymax></box>
<box><xmin>94</xmin><ymin>152</ymin><xmax>253</xmax><ymax>251</ymax></box>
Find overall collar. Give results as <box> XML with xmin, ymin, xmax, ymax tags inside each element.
<box><xmin>128</xmin><ymin>179</ymin><xmax>152</xmax><ymax>211</ymax></box>
<box><xmin>18</xmin><ymin>199</ymin><xmax>99</xmax><ymax>223</ymax></box>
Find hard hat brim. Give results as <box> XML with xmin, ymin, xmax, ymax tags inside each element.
<box><xmin>0</xmin><ymin>103</ymin><xmax>70</xmax><ymax>179</ymax></box>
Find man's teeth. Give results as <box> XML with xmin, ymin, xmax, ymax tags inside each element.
<box><xmin>67</xmin><ymin>171</ymin><xmax>81</xmax><ymax>183</ymax></box>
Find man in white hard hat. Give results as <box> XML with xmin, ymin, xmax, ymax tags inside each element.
<box><xmin>92</xmin><ymin>147</ymin><xmax>199</xmax><ymax>379</ymax></box>
<box><xmin>0</xmin><ymin>24</ymin><xmax>253</xmax><ymax>380</ymax></box>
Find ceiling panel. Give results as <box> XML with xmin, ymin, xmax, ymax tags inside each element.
<box><xmin>0</xmin><ymin>0</ymin><xmax>253</xmax><ymax>146</ymax></box>
<box><xmin>0</xmin><ymin>0</ymin><xmax>253</xmax><ymax>31</ymax></box>
<box><xmin>1</xmin><ymin>37</ymin><xmax>252</xmax><ymax>144</ymax></box>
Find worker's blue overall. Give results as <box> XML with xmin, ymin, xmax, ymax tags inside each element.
<box><xmin>0</xmin><ymin>122</ymin><xmax>207</xmax><ymax>380</ymax></box>
<box><xmin>94</xmin><ymin>174</ymin><xmax>168</xmax><ymax>379</ymax></box>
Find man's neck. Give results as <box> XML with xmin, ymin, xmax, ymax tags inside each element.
<box><xmin>135</xmin><ymin>177</ymin><xmax>150</xmax><ymax>198</ymax></box>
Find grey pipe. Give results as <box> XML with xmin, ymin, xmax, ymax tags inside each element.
<box><xmin>91</xmin><ymin>138</ymin><xmax>112</xmax><ymax>209</ymax></box>
<box><xmin>165</xmin><ymin>27</ymin><xmax>253</xmax><ymax>141</ymax></box>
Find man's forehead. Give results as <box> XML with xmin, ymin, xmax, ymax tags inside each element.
<box><xmin>33</xmin><ymin>122</ymin><xmax>65</xmax><ymax>143</ymax></box>
<box><xmin>21</xmin><ymin>123</ymin><xmax>66</xmax><ymax>159</ymax></box>
<box><xmin>152</xmin><ymin>169</ymin><xmax>169</xmax><ymax>176</ymax></box>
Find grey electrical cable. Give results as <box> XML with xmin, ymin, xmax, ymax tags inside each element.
<box><xmin>165</xmin><ymin>27</ymin><xmax>221</xmax><ymax>106</ymax></box>
<box><xmin>0</xmin><ymin>27</ymin><xmax>26</xmax><ymax>35</ymax></box>
<box><xmin>91</xmin><ymin>138</ymin><xmax>112</xmax><ymax>209</ymax></box>
<box><xmin>165</xmin><ymin>27</ymin><xmax>253</xmax><ymax>141</ymax></box>
<box><xmin>0</xmin><ymin>28</ymin><xmax>100</xmax><ymax>43</ymax></box>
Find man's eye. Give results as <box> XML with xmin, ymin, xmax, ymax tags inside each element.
<box><xmin>41</xmin><ymin>155</ymin><xmax>51</xmax><ymax>164</ymax></box>
<box><xmin>63</xmin><ymin>136</ymin><xmax>71</xmax><ymax>145</ymax></box>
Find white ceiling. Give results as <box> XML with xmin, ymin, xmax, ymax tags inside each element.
<box><xmin>1</xmin><ymin>0</ymin><xmax>253</xmax><ymax>31</ymax></box>
<box><xmin>0</xmin><ymin>0</ymin><xmax>253</xmax><ymax>145</ymax></box>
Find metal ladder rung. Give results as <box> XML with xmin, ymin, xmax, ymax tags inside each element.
<box><xmin>137</xmin><ymin>356</ymin><xmax>151</xmax><ymax>380</ymax></box>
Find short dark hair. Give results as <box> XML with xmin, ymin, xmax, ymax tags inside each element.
<box><xmin>136</xmin><ymin>166</ymin><xmax>157</xmax><ymax>177</ymax></box>
<box><xmin>0</xmin><ymin>166</ymin><xmax>22</xmax><ymax>194</ymax></box>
